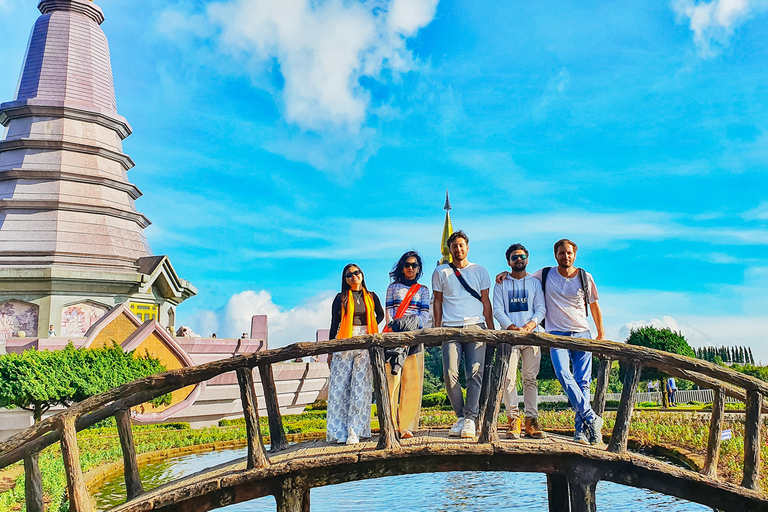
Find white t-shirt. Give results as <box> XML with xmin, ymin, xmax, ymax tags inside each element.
<box><xmin>532</xmin><ymin>267</ymin><xmax>599</xmax><ymax>333</ymax></box>
<box><xmin>432</xmin><ymin>262</ymin><xmax>491</xmax><ymax>327</ymax></box>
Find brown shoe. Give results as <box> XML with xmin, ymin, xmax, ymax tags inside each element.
<box><xmin>506</xmin><ymin>416</ymin><xmax>521</xmax><ymax>439</ymax></box>
<box><xmin>525</xmin><ymin>417</ymin><xmax>546</xmax><ymax>439</ymax></box>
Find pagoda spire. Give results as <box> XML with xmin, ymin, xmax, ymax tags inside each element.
<box><xmin>439</xmin><ymin>190</ymin><xmax>453</xmax><ymax>265</ymax></box>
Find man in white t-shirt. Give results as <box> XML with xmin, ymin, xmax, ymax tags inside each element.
<box><xmin>432</xmin><ymin>230</ymin><xmax>494</xmax><ymax>439</ymax></box>
<box><xmin>531</xmin><ymin>239</ymin><xmax>605</xmax><ymax>445</ymax></box>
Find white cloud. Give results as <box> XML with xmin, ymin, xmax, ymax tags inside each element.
<box><xmin>614</xmin><ymin>315</ymin><xmax>713</xmax><ymax>346</ymax></box>
<box><xmin>743</xmin><ymin>200</ymin><xmax>768</xmax><ymax>220</ymax></box>
<box><xmin>673</xmin><ymin>0</ymin><xmax>768</xmax><ymax>56</ymax></box>
<box><xmin>182</xmin><ymin>289</ymin><xmax>335</xmax><ymax>347</ymax></box>
<box><xmin>168</xmin><ymin>0</ymin><xmax>440</xmax><ymax>131</ymax></box>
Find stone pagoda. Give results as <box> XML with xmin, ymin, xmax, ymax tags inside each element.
<box><xmin>0</xmin><ymin>0</ymin><xmax>196</xmax><ymax>339</ymax></box>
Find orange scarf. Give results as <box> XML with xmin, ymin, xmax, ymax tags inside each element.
<box><xmin>337</xmin><ymin>289</ymin><xmax>379</xmax><ymax>339</ymax></box>
<box><xmin>383</xmin><ymin>284</ymin><xmax>421</xmax><ymax>333</ymax></box>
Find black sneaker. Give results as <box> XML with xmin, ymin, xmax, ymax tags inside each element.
<box><xmin>585</xmin><ymin>416</ymin><xmax>604</xmax><ymax>445</ymax></box>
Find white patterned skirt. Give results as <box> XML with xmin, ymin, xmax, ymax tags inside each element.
<box><xmin>326</xmin><ymin>325</ymin><xmax>373</xmax><ymax>443</ymax></box>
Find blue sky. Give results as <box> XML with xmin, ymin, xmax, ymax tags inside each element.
<box><xmin>1</xmin><ymin>0</ymin><xmax>767</xmax><ymax>360</ymax></box>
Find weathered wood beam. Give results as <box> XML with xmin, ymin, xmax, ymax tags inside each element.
<box><xmin>59</xmin><ymin>416</ymin><xmax>93</xmax><ymax>512</ymax></box>
<box><xmin>608</xmin><ymin>359</ymin><xmax>642</xmax><ymax>453</ymax></box>
<box><xmin>23</xmin><ymin>452</ymin><xmax>43</xmax><ymax>512</ymax></box>
<box><xmin>592</xmin><ymin>359</ymin><xmax>611</xmax><ymax>417</ymax></box>
<box><xmin>547</xmin><ymin>473</ymin><xmax>570</xmax><ymax>512</ymax></box>
<box><xmin>476</xmin><ymin>343</ymin><xmax>497</xmax><ymax>434</ymax></box>
<box><xmin>741</xmin><ymin>389</ymin><xmax>763</xmax><ymax>490</ymax></box>
<box><xmin>478</xmin><ymin>343</ymin><xmax>512</xmax><ymax>444</ymax></box>
<box><xmin>702</xmin><ymin>387</ymin><xmax>725</xmax><ymax>478</ymax></box>
<box><xmin>369</xmin><ymin>346</ymin><xmax>400</xmax><ymax>450</ymax></box>
<box><xmin>275</xmin><ymin>476</ymin><xmax>310</xmax><ymax>512</ymax></box>
<box><xmin>236</xmin><ymin>367</ymin><xmax>269</xmax><ymax>468</ymax></box>
<box><xmin>258</xmin><ymin>363</ymin><xmax>289</xmax><ymax>453</ymax></box>
<box><xmin>115</xmin><ymin>408</ymin><xmax>143</xmax><ymax>500</ymax></box>
<box><xmin>566</xmin><ymin>466</ymin><xmax>598</xmax><ymax>512</ymax></box>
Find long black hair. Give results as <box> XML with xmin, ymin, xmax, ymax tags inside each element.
<box><xmin>340</xmin><ymin>263</ymin><xmax>369</xmax><ymax>307</ymax></box>
<box><xmin>389</xmin><ymin>251</ymin><xmax>423</xmax><ymax>284</ymax></box>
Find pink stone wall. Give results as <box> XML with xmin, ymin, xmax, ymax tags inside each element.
<box><xmin>0</xmin><ymin>301</ymin><xmax>39</xmax><ymax>339</ymax></box>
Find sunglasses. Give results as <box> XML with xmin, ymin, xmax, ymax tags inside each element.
<box><xmin>403</xmin><ymin>262</ymin><xmax>420</xmax><ymax>269</ymax></box>
<box><xmin>509</xmin><ymin>254</ymin><xmax>528</xmax><ymax>261</ymax></box>
<box><xmin>344</xmin><ymin>270</ymin><xmax>362</xmax><ymax>278</ymax></box>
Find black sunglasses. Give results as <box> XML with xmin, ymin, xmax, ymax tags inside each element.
<box><xmin>402</xmin><ymin>262</ymin><xmax>420</xmax><ymax>269</ymax></box>
<box><xmin>509</xmin><ymin>254</ymin><xmax>528</xmax><ymax>261</ymax></box>
<box><xmin>344</xmin><ymin>270</ymin><xmax>362</xmax><ymax>278</ymax></box>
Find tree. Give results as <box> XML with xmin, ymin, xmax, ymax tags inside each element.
<box><xmin>0</xmin><ymin>342</ymin><xmax>167</xmax><ymax>423</ymax></box>
<box><xmin>625</xmin><ymin>326</ymin><xmax>695</xmax><ymax>408</ymax></box>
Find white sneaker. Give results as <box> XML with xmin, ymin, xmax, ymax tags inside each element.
<box><xmin>345</xmin><ymin>427</ymin><xmax>359</xmax><ymax>445</ymax></box>
<box><xmin>460</xmin><ymin>418</ymin><xmax>476</xmax><ymax>438</ymax></box>
<box><xmin>449</xmin><ymin>417</ymin><xmax>465</xmax><ymax>437</ymax></box>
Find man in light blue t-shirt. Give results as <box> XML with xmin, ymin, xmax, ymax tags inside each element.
<box><xmin>432</xmin><ymin>230</ymin><xmax>494</xmax><ymax>439</ymax></box>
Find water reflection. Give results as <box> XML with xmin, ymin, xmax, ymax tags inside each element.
<box><xmin>94</xmin><ymin>448</ymin><xmax>712</xmax><ymax>512</ymax></box>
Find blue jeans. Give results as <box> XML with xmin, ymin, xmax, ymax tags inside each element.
<box><xmin>549</xmin><ymin>331</ymin><xmax>596</xmax><ymax>431</ymax></box>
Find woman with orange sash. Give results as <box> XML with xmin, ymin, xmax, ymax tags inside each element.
<box><xmin>384</xmin><ymin>251</ymin><xmax>431</xmax><ymax>439</ymax></box>
<box><xmin>327</xmin><ymin>263</ymin><xmax>384</xmax><ymax>444</ymax></box>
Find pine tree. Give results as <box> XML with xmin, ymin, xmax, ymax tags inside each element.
<box><xmin>748</xmin><ymin>347</ymin><xmax>755</xmax><ymax>365</ymax></box>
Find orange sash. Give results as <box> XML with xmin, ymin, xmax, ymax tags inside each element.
<box><xmin>383</xmin><ymin>284</ymin><xmax>421</xmax><ymax>333</ymax></box>
<box><xmin>337</xmin><ymin>289</ymin><xmax>379</xmax><ymax>339</ymax></box>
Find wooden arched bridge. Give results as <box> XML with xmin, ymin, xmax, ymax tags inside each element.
<box><xmin>1</xmin><ymin>330</ymin><xmax>767</xmax><ymax>512</ymax></box>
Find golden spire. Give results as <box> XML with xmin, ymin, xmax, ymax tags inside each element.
<box><xmin>439</xmin><ymin>190</ymin><xmax>453</xmax><ymax>265</ymax></box>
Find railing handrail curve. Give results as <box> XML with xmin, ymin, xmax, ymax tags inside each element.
<box><xmin>0</xmin><ymin>328</ymin><xmax>766</xmax><ymax>470</ymax></box>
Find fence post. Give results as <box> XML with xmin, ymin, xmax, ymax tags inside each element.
<box><xmin>23</xmin><ymin>452</ymin><xmax>44</xmax><ymax>512</ymax></box>
<box><xmin>276</xmin><ymin>475</ymin><xmax>310</xmax><ymax>512</ymax></box>
<box><xmin>369</xmin><ymin>345</ymin><xmax>400</xmax><ymax>450</ymax></box>
<box><xmin>478</xmin><ymin>343</ymin><xmax>512</xmax><ymax>444</ymax></box>
<box><xmin>592</xmin><ymin>359</ymin><xmax>611</xmax><ymax>417</ymax></box>
<box><xmin>476</xmin><ymin>343</ymin><xmax>497</xmax><ymax>432</ymax></box>
<box><xmin>115</xmin><ymin>408</ymin><xmax>144</xmax><ymax>500</ymax></box>
<box><xmin>236</xmin><ymin>366</ymin><xmax>270</xmax><ymax>468</ymax></box>
<box><xmin>741</xmin><ymin>389</ymin><xmax>762</xmax><ymax>490</ymax></box>
<box><xmin>59</xmin><ymin>415</ymin><xmax>93</xmax><ymax>512</ymax></box>
<box><xmin>258</xmin><ymin>363</ymin><xmax>289</xmax><ymax>452</ymax></box>
<box><xmin>702</xmin><ymin>387</ymin><xmax>725</xmax><ymax>478</ymax></box>
<box><xmin>608</xmin><ymin>359</ymin><xmax>642</xmax><ymax>453</ymax></box>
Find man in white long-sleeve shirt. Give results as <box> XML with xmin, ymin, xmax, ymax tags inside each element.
<box><xmin>492</xmin><ymin>243</ymin><xmax>546</xmax><ymax>439</ymax></box>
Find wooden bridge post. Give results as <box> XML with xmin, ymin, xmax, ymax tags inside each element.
<box><xmin>476</xmin><ymin>343</ymin><xmax>497</xmax><ymax>433</ymax></box>
<box><xmin>369</xmin><ymin>346</ymin><xmax>400</xmax><ymax>450</ymax></box>
<box><xmin>741</xmin><ymin>389</ymin><xmax>763</xmax><ymax>490</ymax></box>
<box><xmin>546</xmin><ymin>473</ymin><xmax>570</xmax><ymax>512</ymax></box>
<box><xmin>592</xmin><ymin>359</ymin><xmax>611</xmax><ymax>418</ymax></box>
<box><xmin>478</xmin><ymin>343</ymin><xmax>512</xmax><ymax>444</ymax></box>
<box><xmin>236</xmin><ymin>366</ymin><xmax>270</xmax><ymax>468</ymax></box>
<box><xmin>608</xmin><ymin>359</ymin><xmax>642</xmax><ymax>453</ymax></box>
<box><xmin>23</xmin><ymin>452</ymin><xmax>44</xmax><ymax>512</ymax></box>
<box><xmin>258</xmin><ymin>363</ymin><xmax>289</xmax><ymax>452</ymax></box>
<box><xmin>702</xmin><ymin>387</ymin><xmax>726</xmax><ymax>478</ymax></box>
<box><xmin>276</xmin><ymin>475</ymin><xmax>310</xmax><ymax>512</ymax></box>
<box><xmin>115</xmin><ymin>408</ymin><xmax>144</xmax><ymax>500</ymax></box>
<box><xmin>566</xmin><ymin>464</ymin><xmax>598</xmax><ymax>512</ymax></box>
<box><xmin>59</xmin><ymin>415</ymin><xmax>93</xmax><ymax>512</ymax></box>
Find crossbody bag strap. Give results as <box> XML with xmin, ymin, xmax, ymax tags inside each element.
<box><xmin>449</xmin><ymin>263</ymin><xmax>482</xmax><ymax>302</ymax></box>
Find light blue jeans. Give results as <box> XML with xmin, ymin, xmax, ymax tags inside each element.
<box><xmin>549</xmin><ymin>330</ymin><xmax>596</xmax><ymax>432</ymax></box>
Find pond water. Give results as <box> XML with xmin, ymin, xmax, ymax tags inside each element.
<box><xmin>93</xmin><ymin>447</ymin><xmax>712</xmax><ymax>512</ymax></box>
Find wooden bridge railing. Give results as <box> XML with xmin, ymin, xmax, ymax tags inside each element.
<box><xmin>0</xmin><ymin>329</ymin><xmax>766</xmax><ymax>512</ymax></box>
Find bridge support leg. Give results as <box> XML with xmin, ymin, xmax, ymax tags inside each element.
<box><xmin>276</xmin><ymin>476</ymin><xmax>310</xmax><ymax>512</ymax></box>
<box><xmin>547</xmin><ymin>473</ymin><xmax>570</xmax><ymax>512</ymax></box>
<box><xmin>115</xmin><ymin>408</ymin><xmax>144</xmax><ymax>500</ymax></box>
<box><xmin>259</xmin><ymin>363</ymin><xmax>289</xmax><ymax>452</ymax></box>
<box><xmin>23</xmin><ymin>452</ymin><xmax>44</xmax><ymax>512</ymax></box>
<box><xmin>236</xmin><ymin>367</ymin><xmax>270</xmax><ymax>468</ymax></box>
<box><xmin>59</xmin><ymin>415</ymin><xmax>93</xmax><ymax>512</ymax></box>
<box><xmin>476</xmin><ymin>343</ymin><xmax>497</xmax><ymax>434</ymax></box>
<box><xmin>479</xmin><ymin>343</ymin><xmax>512</xmax><ymax>444</ymax></box>
<box><xmin>741</xmin><ymin>389</ymin><xmax>762</xmax><ymax>490</ymax></box>
<box><xmin>369</xmin><ymin>346</ymin><xmax>400</xmax><ymax>450</ymax></box>
<box><xmin>566</xmin><ymin>465</ymin><xmax>598</xmax><ymax>512</ymax></box>
<box><xmin>592</xmin><ymin>359</ymin><xmax>611</xmax><ymax>418</ymax></box>
<box><xmin>702</xmin><ymin>387</ymin><xmax>725</xmax><ymax>477</ymax></box>
<box><xmin>608</xmin><ymin>359</ymin><xmax>642</xmax><ymax>453</ymax></box>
